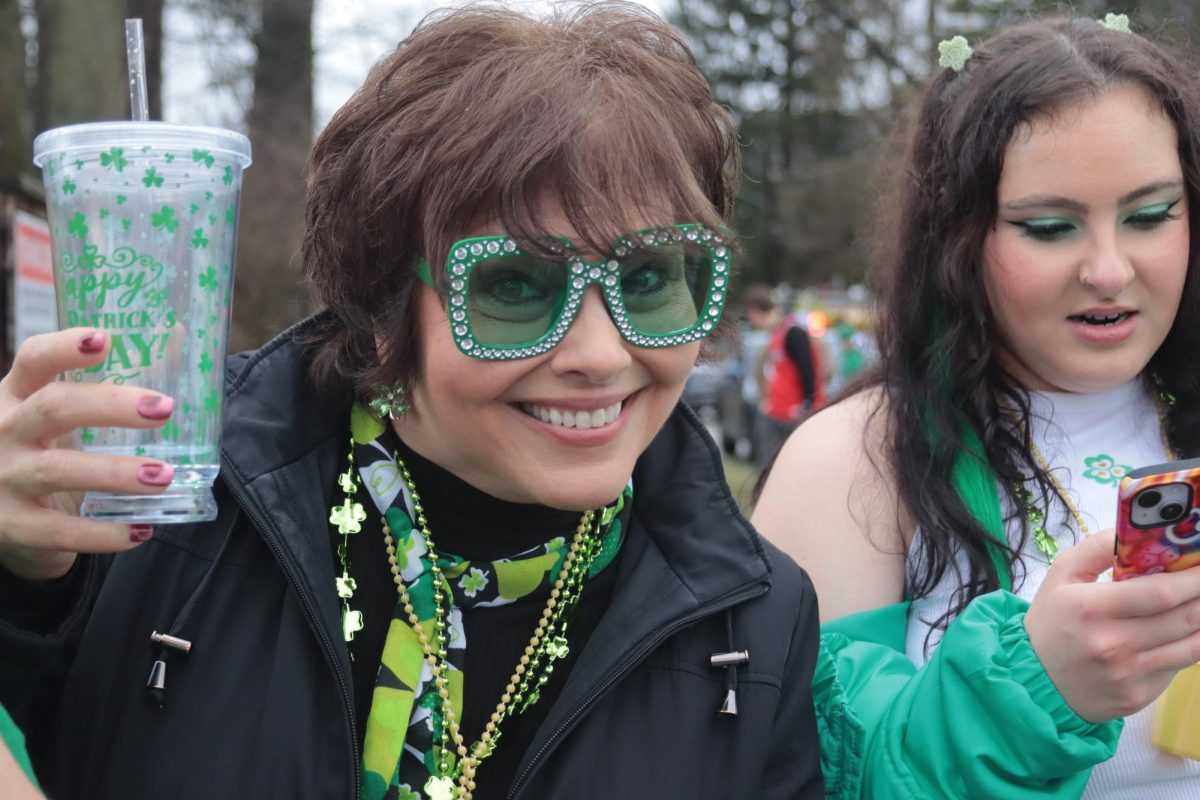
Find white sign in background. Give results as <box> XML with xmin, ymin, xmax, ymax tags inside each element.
<box><xmin>13</xmin><ymin>210</ymin><xmax>57</xmax><ymax>349</ymax></box>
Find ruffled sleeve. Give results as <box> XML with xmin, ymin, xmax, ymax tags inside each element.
<box><xmin>813</xmin><ymin>591</ymin><xmax>1122</xmax><ymax>799</ymax></box>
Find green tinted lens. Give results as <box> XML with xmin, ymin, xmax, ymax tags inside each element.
<box><xmin>619</xmin><ymin>242</ymin><xmax>713</xmax><ymax>335</ymax></box>
<box><xmin>467</xmin><ymin>252</ymin><xmax>568</xmax><ymax>346</ymax></box>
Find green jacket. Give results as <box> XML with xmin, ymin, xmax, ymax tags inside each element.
<box><xmin>814</xmin><ymin>591</ymin><xmax>1123</xmax><ymax>799</ymax></box>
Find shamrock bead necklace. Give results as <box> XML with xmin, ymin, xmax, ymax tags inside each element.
<box><xmin>330</xmin><ymin>432</ymin><xmax>605</xmax><ymax>800</ymax></box>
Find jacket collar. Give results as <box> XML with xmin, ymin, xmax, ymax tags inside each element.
<box><xmin>219</xmin><ymin>315</ymin><xmax>352</xmax><ymax>652</ymax></box>
<box><xmin>507</xmin><ymin>405</ymin><xmax>773</xmax><ymax>796</ymax></box>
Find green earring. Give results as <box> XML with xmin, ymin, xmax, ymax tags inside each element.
<box><xmin>368</xmin><ymin>382</ymin><xmax>409</xmax><ymax>420</ymax></box>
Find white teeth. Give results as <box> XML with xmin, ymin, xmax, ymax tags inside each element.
<box><xmin>521</xmin><ymin>400</ymin><xmax>624</xmax><ymax>430</ymax></box>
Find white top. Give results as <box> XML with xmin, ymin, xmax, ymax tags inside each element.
<box><xmin>904</xmin><ymin>381</ymin><xmax>1200</xmax><ymax>798</ymax></box>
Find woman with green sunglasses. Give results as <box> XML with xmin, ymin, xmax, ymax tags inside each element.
<box><xmin>0</xmin><ymin>4</ymin><xmax>825</xmax><ymax>798</ymax></box>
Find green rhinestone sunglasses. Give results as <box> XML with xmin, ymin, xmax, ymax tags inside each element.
<box><xmin>415</xmin><ymin>223</ymin><xmax>732</xmax><ymax>360</ymax></box>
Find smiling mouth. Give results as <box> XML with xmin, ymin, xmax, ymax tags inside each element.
<box><xmin>1071</xmin><ymin>311</ymin><xmax>1133</xmax><ymax>326</ymax></box>
<box><xmin>519</xmin><ymin>400</ymin><xmax>624</xmax><ymax>430</ymax></box>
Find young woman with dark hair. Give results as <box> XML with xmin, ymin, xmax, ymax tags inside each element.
<box><xmin>757</xmin><ymin>14</ymin><xmax>1200</xmax><ymax>797</ymax></box>
<box><xmin>0</xmin><ymin>5</ymin><xmax>823</xmax><ymax>798</ymax></box>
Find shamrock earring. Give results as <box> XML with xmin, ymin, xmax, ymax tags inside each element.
<box><xmin>368</xmin><ymin>381</ymin><xmax>410</xmax><ymax>420</ymax></box>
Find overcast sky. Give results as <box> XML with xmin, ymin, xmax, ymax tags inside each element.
<box><xmin>164</xmin><ymin>0</ymin><xmax>667</xmax><ymax>131</ymax></box>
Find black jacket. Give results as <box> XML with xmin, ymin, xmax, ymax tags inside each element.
<box><xmin>0</xmin><ymin>319</ymin><xmax>823</xmax><ymax>800</ymax></box>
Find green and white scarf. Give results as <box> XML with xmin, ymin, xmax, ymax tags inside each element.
<box><xmin>350</xmin><ymin>407</ymin><xmax>629</xmax><ymax>800</ymax></box>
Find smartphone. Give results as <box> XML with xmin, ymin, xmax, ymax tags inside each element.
<box><xmin>1114</xmin><ymin>457</ymin><xmax>1200</xmax><ymax>581</ymax></box>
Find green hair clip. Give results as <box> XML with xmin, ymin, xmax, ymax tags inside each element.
<box><xmin>937</xmin><ymin>35</ymin><xmax>973</xmax><ymax>72</ymax></box>
<box><xmin>1099</xmin><ymin>12</ymin><xmax>1131</xmax><ymax>32</ymax></box>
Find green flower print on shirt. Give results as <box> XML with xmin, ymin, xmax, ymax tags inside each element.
<box><xmin>1082</xmin><ymin>454</ymin><xmax>1132</xmax><ymax>486</ymax></box>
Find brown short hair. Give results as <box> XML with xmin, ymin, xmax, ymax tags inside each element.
<box><xmin>302</xmin><ymin>1</ymin><xmax>740</xmax><ymax>397</ymax></box>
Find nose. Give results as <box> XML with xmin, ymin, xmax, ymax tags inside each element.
<box><xmin>1082</xmin><ymin>228</ymin><xmax>1135</xmax><ymax>297</ymax></box>
<box><xmin>548</xmin><ymin>287</ymin><xmax>632</xmax><ymax>382</ymax></box>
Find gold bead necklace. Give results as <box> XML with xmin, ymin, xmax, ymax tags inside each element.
<box><xmin>383</xmin><ymin>453</ymin><xmax>603</xmax><ymax>800</ymax></box>
<box><xmin>1017</xmin><ymin>395</ymin><xmax>1174</xmax><ymax>560</ymax></box>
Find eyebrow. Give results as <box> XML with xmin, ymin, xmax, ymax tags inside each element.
<box><xmin>999</xmin><ymin>179</ymin><xmax>1185</xmax><ymax>214</ymax></box>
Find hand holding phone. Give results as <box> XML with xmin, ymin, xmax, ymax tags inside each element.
<box><xmin>1114</xmin><ymin>457</ymin><xmax>1200</xmax><ymax>581</ymax></box>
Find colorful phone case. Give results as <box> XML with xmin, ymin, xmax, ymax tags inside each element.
<box><xmin>1114</xmin><ymin>456</ymin><xmax>1200</xmax><ymax>581</ymax></box>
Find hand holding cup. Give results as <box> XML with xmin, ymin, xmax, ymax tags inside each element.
<box><xmin>0</xmin><ymin>329</ymin><xmax>179</xmax><ymax>580</ymax></box>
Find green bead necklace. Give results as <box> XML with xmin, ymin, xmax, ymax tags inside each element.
<box><xmin>1013</xmin><ymin>394</ymin><xmax>1174</xmax><ymax>561</ymax></box>
<box><xmin>385</xmin><ymin>453</ymin><xmax>602</xmax><ymax>800</ymax></box>
<box><xmin>330</xmin><ymin>437</ymin><xmax>605</xmax><ymax>800</ymax></box>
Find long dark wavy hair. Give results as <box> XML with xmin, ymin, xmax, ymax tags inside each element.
<box><xmin>876</xmin><ymin>16</ymin><xmax>1200</xmax><ymax>624</ymax></box>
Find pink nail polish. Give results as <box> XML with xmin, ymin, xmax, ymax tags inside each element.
<box><xmin>78</xmin><ymin>331</ymin><xmax>107</xmax><ymax>354</ymax></box>
<box><xmin>130</xmin><ymin>524</ymin><xmax>154</xmax><ymax>543</ymax></box>
<box><xmin>136</xmin><ymin>394</ymin><xmax>174</xmax><ymax>420</ymax></box>
<box><xmin>137</xmin><ymin>463</ymin><xmax>175</xmax><ymax>487</ymax></box>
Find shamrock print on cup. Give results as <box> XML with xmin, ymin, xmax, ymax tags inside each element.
<box><xmin>33</xmin><ymin>120</ymin><xmax>251</xmax><ymax>524</ymax></box>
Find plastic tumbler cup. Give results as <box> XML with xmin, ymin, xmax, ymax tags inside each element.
<box><xmin>33</xmin><ymin>122</ymin><xmax>251</xmax><ymax>524</ymax></box>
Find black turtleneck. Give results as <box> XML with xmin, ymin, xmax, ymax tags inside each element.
<box><xmin>335</xmin><ymin>428</ymin><xmax>623</xmax><ymax>799</ymax></box>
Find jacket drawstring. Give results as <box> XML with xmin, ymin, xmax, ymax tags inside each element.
<box><xmin>146</xmin><ymin>519</ymin><xmax>239</xmax><ymax>707</ymax></box>
<box><xmin>710</xmin><ymin>609</ymin><xmax>749</xmax><ymax>717</ymax></box>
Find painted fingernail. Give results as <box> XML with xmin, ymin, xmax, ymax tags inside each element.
<box><xmin>137</xmin><ymin>463</ymin><xmax>175</xmax><ymax>486</ymax></box>
<box><xmin>136</xmin><ymin>394</ymin><xmax>174</xmax><ymax>420</ymax></box>
<box><xmin>78</xmin><ymin>331</ymin><xmax>107</xmax><ymax>354</ymax></box>
<box><xmin>129</xmin><ymin>524</ymin><xmax>154</xmax><ymax>543</ymax></box>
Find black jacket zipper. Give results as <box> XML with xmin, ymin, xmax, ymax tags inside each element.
<box><xmin>506</xmin><ymin>582</ymin><xmax>769</xmax><ymax>799</ymax></box>
<box><xmin>221</xmin><ymin>470</ymin><xmax>362</xmax><ymax>798</ymax></box>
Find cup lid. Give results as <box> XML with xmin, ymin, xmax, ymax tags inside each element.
<box><xmin>33</xmin><ymin>121</ymin><xmax>251</xmax><ymax>167</ymax></box>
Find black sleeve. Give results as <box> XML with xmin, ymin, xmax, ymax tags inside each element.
<box><xmin>0</xmin><ymin>555</ymin><xmax>102</xmax><ymax>768</ymax></box>
<box><xmin>784</xmin><ymin>327</ymin><xmax>816</xmax><ymax>402</ymax></box>
<box><xmin>0</xmin><ymin>559</ymin><xmax>88</xmax><ymax>635</ymax></box>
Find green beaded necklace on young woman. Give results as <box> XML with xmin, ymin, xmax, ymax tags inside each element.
<box><xmin>1013</xmin><ymin>393</ymin><xmax>1175</xmax><ymax>560</ymax></box>
<box><xmin>331</xmin><ymin>404</ymin><xmax>628</xmax><ymax>800</ymax></box>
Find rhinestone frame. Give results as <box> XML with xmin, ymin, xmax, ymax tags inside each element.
<box><xmin>416</xmin><ymin>223</ymin><xmax>731</xmax><ymax>361</ymax></box>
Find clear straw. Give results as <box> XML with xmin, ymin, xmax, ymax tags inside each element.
<box><xmin>125</xmin><ymin>18</ymin><xmax>150</xmax><ymax>121</ymax></box>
